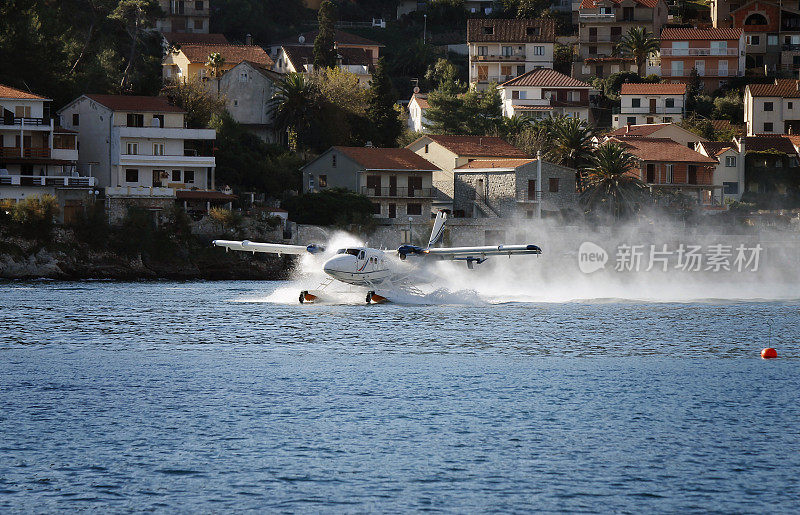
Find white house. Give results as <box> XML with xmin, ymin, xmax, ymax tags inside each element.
<box><xmin>497</xmin><ymin>68</ymin><xmax>592</xmax><ymax>121</ymax></box>
<box><xmin>467</xmin><ymin>18</ymin><xmax>555</xmax><ymax>90</ymax></box>
<box><xmin>614</xmin><ymin>83</ymin><xmax>687</xmax><ymax>128</ymax></box>
<box><xmin>408</xmin><ymin>93</ymin><xmax>429</xmax><ymax>133</ymax></box>
<box><xmin>272</xmin><ymin>45</ymin><xmax>373</xmax><ymax>85</ymax></box>
<box><xmin>744</xmin><ymin>79</ymin><xmax>800</xmax><ymax>136</ymax></box>
<box><xmin>696</xmin><ymin>140</ymin><xmax>746</xmax><ymax>203</ymax></box>
<box><xmin>58</xmin><ymin>95</ymin><xmax>223</xmax><ymax>217</ymax></box>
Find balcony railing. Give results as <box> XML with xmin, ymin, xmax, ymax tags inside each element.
<box><xmin>0</xmin><ymin>116</ymin><xmax>49</xmax><ymax>126</ymax></box>
<box><xmin>660</xmin><ymin>48</ymin><xmax>738</xmax><ymax>56</ymax></box>
<box><xmin>578</xmin><ymin>13</ymin><xmax>617</xmax><ymax>21</ymax></box>
<box><xmin>783</xmin><ymin>44</ymin><xmax>800</xmax><ymax>51</ymax></box>
<box><xmin>361</xmin><ymin>187</ymin><xmax>434</xmax><ymax>198</ymax></box>
<box><xmin>0</xmin><ymin>175</ymin><xmax>96</xmax><ymax>187</ymax></box>
<box><xmin>473</xmin><ymin>53</ymin><xmax>527</xmax><ymax>62</ymax></box>
<box><xmin>614</xmin><ymin>106</ymin><xmax>684</xmax><ymax>114</ymax></box>
<box><xmin>0</xmin><ymin>147</ymin><xmax>51</xmax><ymax>158</ymax></box>
<box><xmin>661</xmin><ymin>69</ymin><xmax>743</xmax><ymax>77</ymax></box>
<box><xmin>580</xmin><ymin>34</ymin><xmax>622</xmax><ymax>43</ymax></box>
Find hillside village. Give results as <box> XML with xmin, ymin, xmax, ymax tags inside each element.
<box><xmin>3</xmin><ymin>0</ymin><xmax>800</xmax><ymax>274</ymax></box>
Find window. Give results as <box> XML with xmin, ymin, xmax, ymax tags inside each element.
<box><xmin>665</xmin><ymin>98</ymin><xmax>675</xmax><ymax>108</ymax></box>
<box><xmin>631</xmin><ymin>98</ymin><xmax>641</xmax><ymax>108</ymax></box>
<box><xmin>184</xmin><ymin>170</ymin><xmax>195</xmax><ymax>183</ymax></box>
<box><xmin>723</xmin><ymin>182</ymin><xmax>739</xmax><ymax>194</ymax></box>
<box><xmin>126</xmin><ymin>113</ymin><xmax>143</xmax><ymax>127</ymax></box>
<box><xmin>672</xmin><ymin>41</ymin><xmax>689</xmax><ymax>55</ymax></box>
<box><xmin>477</xmin><ymin>46</ymin><xmax>488</xmax><ymax>56</ymax></box>
<box><xmin>526</xmin><ymin>26</ymin><xmax>539</xmax><ymax>36</ymax></box>
<box><xmin>194</xmin><ymin>19</ymin><xmax>203</xmax><ymax>29</ymax></box>
<box><xmin>483</xmin><ymin>26</ymin><xmax>494</xmax><ymax>35</ymax></box>
<box><xmin>195</xmin><ymin>0</ymin><xmax>203</xmax><ymax>9</ymax></box>
<box><xmin>599</xmin><ymin>7</ymin><xmax>611</xmax><ymax>14</ymax></box>
<box><xmin>501</xmin><ymin>64</ymin><xmax>512</xmax><ymax>76</ymax></box>
<box><xmin>318</xmin><ymin>174</ymin><xmax>327</xmax><ymax>188</ymax></box>
<box><xmin>233</xmin><ymin>100</ymin><xmax>238</xmax><ymax>107</ymax></box>
<box><xmin>153</xmin><ymin>143</ymin><xmax>164</xmax><ymax>156</ymax></box>
<box><xmin>239</xmin><ymin>72</ymin><xmax>248</xmax><ymax>82</ymax></box>
<box><xmin>665</xmin><ymin>164</ymin><xmax>674</xmax><ymax>183</ymax></box>
<box><xmin>332</xmin><ymin>154</ymin><xmax>337</xmax><ymax>167</ymax></box>
<box><xmin>746</xmin><ymin>35</ymin><xmax>760</xmax><ymax>45</ymax></box>
<box><xmin>663</xmin><ymin>117</ymin><xmax>672</xmax><ymax>122</ymax></box>
<box><xmin>725</xmin><ymin>156</ymin><xmax>736</xmax><ymax>167</ymax></box>
<box><xmin>14</xmin><ymin>106</ymin><xmax>31</xmax><ymax>117</ymax></box>
<box><xmin>764</xmin><ymin>122</ymin><xmax>774</xmax><ymax>132</ymax></box>
<box><xmin>548</xmin><ymin>178</ymin><xmax>559</xmax><ymax>192</ymax></box>
<box><xmin>172</xmin><ymin>170</ymin><xmax>181</xmax><ymax>182</ymax></box>
<box><xmin>152</xmin><ymin>114</ymin><xmax>164</xmax><ymax>127</ymax></box>
<box><xmin>588</xmin><ymin>45</ymin><xmax>597</xmax><ymax>55</ymax></box>
<box><xmin>768</xmin><ymin>34</ymin><xmax>778</xmax><ymax>46</ymax></box>
<box><xmin>72</xmin><ymin>113</ymin><xmax>79</xmax><ymax>126</ymax></box>
<box><xmin>407</xmin><ymin>203</ymin><xmax>422</xmax><ymax>215</ymax></box>
<box><xmin>502</xmin><ymin>46</ymin><xmax>512</xmax><ymax>57</ymax></box>
<box><xmin>533</xmin><ymin>46</ymin><xmax>544</xmax><ymax>56</ymax></box>
<box><xmin>790</xmin><ymin>102</ymin><xmax>794</xmax><ymax>110</ymax></box>
<box><xmin>764</xmin><ymin>102</ymin><xmax>773</xmax><ymax>111</ymax></box>
<box><xmin>671</xmin><ymin>61</ymin><xmax>684</xmax><ymax>76</ymax></box>
<box><xmin>126</xmin><ymin>142</ymin><xmax>138</xmax><ymax>155</ymax></box>
<box><xmin>627</xmin><ymin>116</ymin><xmax>636</xmax><ymax>124</ymax></box>
<box><xmin>125</xmin><ymin>169</ymin><xmax>138</xmax><ymax>183</ymax></box>
<box><xmin>424</xmin><ymin>144</ymin><xmax>429</xmax><ymax>153</ymax></box>
<box><xmin>710</xmin><ymin>41</ymin><xmax>727</xmax><ymax>55</ymax></box>
<box><xmin>371</xmin><ymin>203</ymin><xmax>381</xmax><ymax>214</ymax></box>
<box><xmin>512</xmin><ymin>90</ymin><xmax>526</xmax><ymax>99</ymax></box>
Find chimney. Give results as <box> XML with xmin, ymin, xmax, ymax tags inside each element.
<box><xmin>246</xmin><ymin>33</ymin><xmax>252</xmax><ymax>45</ymax></box>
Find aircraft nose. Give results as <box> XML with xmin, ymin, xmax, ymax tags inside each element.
<box><xmin>323</xmin><ymin>255</ymin><xmax>355</xmax><ymax>276</ymax></box>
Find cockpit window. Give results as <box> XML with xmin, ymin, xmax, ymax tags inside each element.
<box><xmin>337</xmin><ymin>248</ymin><xmax>361</xmax><ymax>256</ymax></box>
<box><xmin>358</xmin><ymin>251</ymin><xmax>365</xmax><ymax>259</ymax></box>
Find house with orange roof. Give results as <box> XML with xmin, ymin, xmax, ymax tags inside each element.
<box><xmin>301</xmin><ymin>146</ymin><xmax>439</xmax><ymax>221</ymax></box>
<box><xmin>604</xmin><ymin>122</ymin><xmax>708</xmax><ymax>148</ymax></box>
<box><xmin>659</xmin><ymin>27</ymin><xmax>745</xmax><ymax>91</ymax></box>
<box><xmin>406</xmin><ymin>135</ymin><xmax>530</xmax><ymax>213</ymax></box>
<box><xmin>614</xmin><ymin>83</ymin><xmax>687</xmax><ymax>128</ymax></box>
<box><xmin>272</xmin><ymin>45</ymin><xmax>374</xmax><ymax>85</ymax></box>
<box><xmin>743</xmin><ymin>78</ymin><xmax>800</xmax><ymax>135</ymax></box>
<box><xmin>58</xmin><ymin>95</ymin><xmax>226</xmax><ymax>221</ymax></box>
<box><xmin>497</xmin><ymin>69</ymin><xmax>593</xmax><ymax>122</ymax></box>
<box><xmin>162</xmin><ymin>43</ymin><xmax>274</xmax><ymax>82</ymax></box>
<box><xmin>574</xmin><ymin>0</ymin><xmax>668</xmax><ymax>80</ymax></box>
<box><xmin>408</xmin><ymin>93</ymin><xmax>430</xmax><ymax>133</ymax></box>
<box><xmin>452</xmin><ymin>157</ymin><xmax>579</xmax><ymax>218</ymax></box>
<box><xmin>0</xmin><ymin>84</ymin><xmax>88</xmax><ymax>220</ymax></box>
<box><xmin>606</xmin><ymin>136</ymin><xmax>721</xmax><ymax>205</ymax></box>
<box><xmin>466</xmin><ymin>19</ymin><xmax>556</xmax><ymax>91</ymax></box>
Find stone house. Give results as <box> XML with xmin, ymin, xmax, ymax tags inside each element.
<box><xmin>218</xmin><ymin>61</ymin><xmax>283</xmax><ymax>143</ymax></box>
<box><xmin>405</xmin><ymin>134</ymin><xmax>530</xmax><ymax>213</ymax></box>
<box><xmin>453</xmin><ymin>157</ymin><xmax>579</xmax><ymax>218</ymax></box>
<box><xmin>301</xmin><ymin>146</ymin><xmax>439</xmax><ymax>222</ymax></box>
<box><xmin>467</xmin><ymin>18</ymin><xmax>556</xmax><ymax>90</ymax></box>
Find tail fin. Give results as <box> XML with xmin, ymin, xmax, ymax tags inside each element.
<box><xmin>427</xmin><ymin>211</ymin><xmax>447</xmax><ymax>248</ymax></box>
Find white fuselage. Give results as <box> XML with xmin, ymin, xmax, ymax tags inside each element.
<box><xmin>322</xmin><ymin>247</ymin><xmax>394</xmax><ymax>286</ymax></box>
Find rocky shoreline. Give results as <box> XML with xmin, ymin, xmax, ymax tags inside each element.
<box><xmin>0</xmin><ymin>230</ymin><xmax>293</xmax><ymax>281</ymax></box>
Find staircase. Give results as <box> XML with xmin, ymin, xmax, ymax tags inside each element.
<box><xmin>473</xmin><ymin>197</ymin><xmax>501</xmax><ymax>218</ymax></box>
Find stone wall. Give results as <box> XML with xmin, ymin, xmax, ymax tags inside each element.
<box><xmin>105</xmin><ymin>196</ymin><xmax>175</xmax><ymax>224</ymax></box>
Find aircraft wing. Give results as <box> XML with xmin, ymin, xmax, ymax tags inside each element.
<box><xmin>213</xmin><ymin>239</ymin><xmax>324</xmax><ymax>255</ymax></box>
<box><xmin>423</xmin><ymin>244</ymin><xmax>542</xmax><ymax>259</ymax></box>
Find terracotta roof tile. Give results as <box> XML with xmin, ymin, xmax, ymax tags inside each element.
<box><xmin>744</xmin><ymin>135</ymin><xmax>798</xmax><ymax>154</ymax></box>
<box><xmin>620</xmin><ymin>83</ymin><xmax>686</xmax><ymax>95</ymax></box>
<box><xmin>748</xmin><ymin>79</ymin><xmax>800</xmax><ymax>98</ymax></box>
<box><xmin>660</xmin><ymin>27</ymin><xmax>743</xmax><ymax>40</ymax></box>
<box><xmin>179</xmin><ymin>44</ymin><xmax>273</xmax><ymax>67</ymax></box>
<box><xmin>274</xmin><ymin>30</ymin><xmax>382</xmax><ymax>48</ymax></box>
<box><xmin>85</xmin><ymin>94</ymin><xmax>184</xmax><ymax>113</ymax></box>
<box><xmin>709</xmin><ymin>119</ymin><xmax>745</xmax><ymax>135</ymax></box>
<box><xmin>422</xmin><ymin>135</ymin><xmax>530</xmax><ymax>158</ymax></box>
<box><xmin>282</xmin><ymin>45</ymin><xmax>372</xmax><ymax>70</ymax></box>
<box><xmin>500</xmin><ymin>68</ymin><xmax>591</xmax><ymax>88</ymax></box>
<box><xmin>580</xmin><ymin>0</ymin><xmax>659</xmax><ymax>9</ymax></box>
<box><xmin>467</xmin><ymin>19</ymin><xmax>555</xmax><ymax>43</ymax></box>
<box><xmin>698</xmin><ymin>141</ymin><xmax>737</xmax><ymax>156</ymax></box>
<box><xmin>583</xmin><ymin>57</ymin><xmax>634</xmax><ymax>62</ymax></box>
<box><xmin>411</xmin><ymin>93</ymin><xmax>429</xmax><ymax>109</ymax></box>
<box><xmin>608</xmin><ymin>123</ymin><xmax>673</xmax><ymax>137</ymax></box>
<box><xmin>607</xmin><ymin>137</ymin><xmax>718</xmax><ymax>163</ymax></box>
<box><xmin>456</xmin><ymin>158</ymin><xmax>536</xmax><ymax>169</ymax></box>
<box><xmin>163</xmin><ymin>32</ymin><xmax>229</xmax><ymax>45</ymax></box>
<box><xmin>0</xmin><ymin>84</ymin><xmax>48</xmax><ymax>100</ymax></box>
<box><xmin>336</xmin><ymin>147</ymin><xmax>440</xmax><ymax>171</ymax></box>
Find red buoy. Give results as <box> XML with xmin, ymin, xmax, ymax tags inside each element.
<box><xmin>761</xmin><ymin>348</ymin><xmax>777</xmax><ymax>359</ymax></box>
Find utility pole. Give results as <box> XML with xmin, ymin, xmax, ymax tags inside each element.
<box><xmin>423</xmin><ymin>14</ymin><xmax>427</xmax><ymax>45</ymax></box>
<box><xmin>536</xmin><ymin>150</ymin><xmax>542</xmax><ymax>219</ymax></box>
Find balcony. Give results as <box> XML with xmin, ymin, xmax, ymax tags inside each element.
<box><xmin>783</xmin><ymin>44</ymin><xmax>800</xmax><ymax>51</ymax></box>
<box><xmin>0</xmin><ymin>116</ymin><xmax>50</xmax><ymax>127</ymax></box>
<box><xmin>114</xmin><ymin>126</ymin><xmax>216</xmax><ymax>140</ymax></box>
<box><xmin>660</xmin><ymin>48</ymin><xmax>738</xmax><ymax>56</ymax></box>
<box><xmin>0</xmin><ymin>147</ymin><xmax>51</xmax><ymax>158</ymax></box>
<box><xmin>473</xmin><ymin>53</ymin><xmax>527</xmax><ymax>62</ymax></box>
<box><xmin>578</xmin><ymin>12</ymin><xmax>617</xmax><ymax>21</ymax></box>
<box><xmin>580</xmin><ymin>34</ymin><xmax>622</xmax><ymax>43</ymax></box>
<box><xmin>614</xmin><ymin>106</ymin><xmax>684</xmax><ymax>114</ymax></box>
<box><xmin>660</xmin><ymin>69</ymin><xmax>743</xmax><ymax>77</ymax></box>
<box><xmin>361</xmin><ymin>187</ymin><xmax>434</xmax><ymax>198</ymax></box>
<box><xmin>0</xmin><ymin>175</ymin><xmax>96</xmax><ymax>187</ymax></box>
<box><xmin>116</xmin><ymin>152</ymin><xmax>215</xmax><ymax>167</ymax></box>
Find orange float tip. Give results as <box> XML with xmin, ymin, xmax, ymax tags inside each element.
<box><xmin>761</xmin><ymin>348</ymin><xmax>777</xmax><ymax>359</ymax></box>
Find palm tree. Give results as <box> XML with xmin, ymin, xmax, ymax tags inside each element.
<box><xmin>270</xmin><ymin>73</ymin><xmax>317</xmax><ymax>152</ymax></box>
<box><xmin>498</xmin><ymin>115</ymin><xmax>532</xmax><ymax>139</ymax></box>
<box><xmin>206</xmin><ymin>52</ymin><xmax>226</xmax><ymax>94</ymax></box>
<box><xmin>580</xmin><ymin>143</ymin><xmax>648</xmax><ymax>220</ymax></box>
<box><xmin>547</xmin><ymin>116</ymin><xmax>595</xmax><ymax>190</ymax></box>
<box><xmin>617</xmin><ymin>27</ymin><xmax>660</xmax><ymax>76</ymax></box>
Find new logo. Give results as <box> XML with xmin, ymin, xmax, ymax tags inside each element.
<box><xmin>578</xmin><ymin>242</ymin><xmax>608</xmax><ymax>274</ymax></box>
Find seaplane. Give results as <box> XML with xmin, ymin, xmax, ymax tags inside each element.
<box><xmin>213</xmin><ymin>211</ymin><xmax>542</xmax><ymax>304</ymax></box>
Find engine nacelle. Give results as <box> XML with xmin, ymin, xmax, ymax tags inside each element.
<box><xmin>397</xmin><ymin>245</ymin><xmax>425</xmax><ymax>260</ymax></box>
<box><xmin>306</xmin><ymin>244</ymin><xmax>326</xmax><ymax>254</ymax></box>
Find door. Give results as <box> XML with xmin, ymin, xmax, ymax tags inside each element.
<box><xmin>366</xmin><ymin>175</ymin><xmax>381</xmax><ymax>196</ymax></box>
<box><xmin>649</xmin><ymin>98</ymin><xmax>657</xmax><ymax>112</ymax></box>
<box><xmin>528</xmin><ymin>179</ymin><xmax>536</xmax><ymax>201</ymax></box>
<box><xmin>646</xmin><ymin>164</ymin><xmax>655</xmax><ymax>183</ymax></box>
<box><xmin>389</xmin><ymin>176</ymin><xmax>397</xmax><ymax>196</ymax></box>
<box><xmin>408</xmin><ymin>176</ymin><xmax>422</xmax><ymax>197</ymax></box>
<box><xmin>153</xmin><ymin>170</ymin><xmax>165</xmax><ymax>187</ymax></box>
<box><xmin>477</xmin><ymin>65</ymin><xmax>488</xmax><ymax>81</ymax></box>
<box><xmin>589</xmin><ymin>27</ymin><xmax>597</xmax><ymax>42</ymax></box>
<box><xmin>688</xmin><ymin>165</ymin><xmax>697</xmax><ymax>185</ymax></box>
<box><xmin>611</xmin><ymin>26</ymin><xmax>622</xmax><ymax>43</ymax></box>
<box><xmin>388</xmin><ymin>203</ymin><xmax>396</xmax><ymax>218</ymax></box>
<box><xmin>695</xmin><ymin>60</ymin><xmax>705</xmax><ymax>76</ymax></box>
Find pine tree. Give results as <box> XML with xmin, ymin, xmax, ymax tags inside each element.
<box><xmin>366</xmin><ymin>58</ymin><xmax>401</xmax><ymax>147</ymax></box>
<box><xmin>313</xmin><ymin>1</ymin><xmax>337</xmax><ymax>70</ymax></box>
